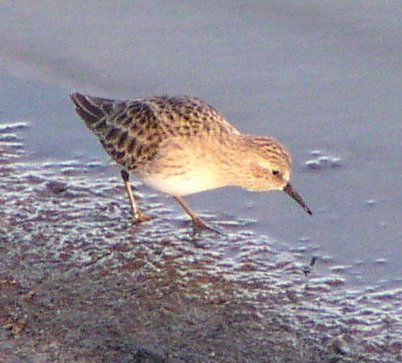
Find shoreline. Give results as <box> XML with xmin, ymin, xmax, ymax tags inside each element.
<box><xmin>0</xmin><ymin>123</ymin><xmax>400</xmax><ymax>362</ymax></box>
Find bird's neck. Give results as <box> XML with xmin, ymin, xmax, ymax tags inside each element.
<box><xmin>212</xmin><ymin>133</ymin><xmax>261</xmax><ymax>190</ymax></box>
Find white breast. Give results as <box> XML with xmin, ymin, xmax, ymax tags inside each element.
<box><xmin>141</xmin><ymin>168</ymin><xmax>223</xmax><ymax>196</ymax></box>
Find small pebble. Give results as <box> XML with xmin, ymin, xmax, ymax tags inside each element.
<box><xmin>331</xmin><ymin>335</ymin><xmax>351</xmax><ymax>355</ymax></box>
<box><xmin>305</xmin><ymin>153</ymin><xmax>342</xmax><ymax>170</ymax></box>
<box><xmin>317</xmin><ymin>156</ymin><xmax>330</xmax><ymax>164</ymax></box>
<box><xmin>330</xmin><ymin>157</ymin><xmax>342</xmax><ymax>167</ymax></box>
<box><xmin>46</xmin><ymin>181</ymin><xmax>68</xmax><ymax>194</ymax></box>
<box><xmin>305</xmin><ymin>160</ymin><xmax>322</xmax><ymax>170</ymax></box>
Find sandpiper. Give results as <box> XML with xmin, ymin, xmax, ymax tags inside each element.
<box><xmin>70</xmin><ymin>93</ymin><xmax>312</xmax><ymax>230</ymax></box>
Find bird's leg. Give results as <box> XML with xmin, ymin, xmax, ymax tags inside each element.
<box><xmin>120</xmin><ymin>170</ymin><xmax>150</xmax><ymax>223</ymax></box>
<box><xmin>173</xmin><ymin>196</ymin><xmax>210</xmax><ymax>231</ymax></box>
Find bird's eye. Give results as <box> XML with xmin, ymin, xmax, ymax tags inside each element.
<box><xmin>272</xmin><ymin>170</ymin><xmax>280</xmax><ymax>176</ymax></box>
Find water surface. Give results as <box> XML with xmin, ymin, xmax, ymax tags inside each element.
<box><xmin>1</xmin><ymin>4</ymin><xmax>402</xmax><ymax>361</ymax></box>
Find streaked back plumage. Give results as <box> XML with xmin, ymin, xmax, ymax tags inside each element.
<box><xmin>70</xmin><ymin>93</ymin><xmax>239</xmax><ymax>173</ymax></box>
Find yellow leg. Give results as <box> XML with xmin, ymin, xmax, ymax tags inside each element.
<box><xmin>120</xmin><ymin>170</ymin><xmax>150</xmax><ymax>223</ymax></box>
<box><xmin>173</xmin><ymin>196</ymin><xmax>208</xmax><ymax>230</ymax></box>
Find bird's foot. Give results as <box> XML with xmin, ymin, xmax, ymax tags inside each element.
<box><xmin>191</xmin><ymin>217</ymin><xmax>224</xmax><ymax>235</ymax></box>
<box><xmin>132</xmin><ymin>212</ymin><xmax>151</xmax><ymax>224</ymax></box>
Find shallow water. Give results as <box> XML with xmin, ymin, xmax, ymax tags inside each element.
<box><xmin>1</xmin><ymin>123</ymin><xmax>401</xmax><ymax>362</ymax></box>
<box><xmin>1</xmin><ymin>1</ymin><xmax>402</xmax><ymax>361</ymax></box>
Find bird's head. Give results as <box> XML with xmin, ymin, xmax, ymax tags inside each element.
<box><xmin>241</xmin><ymin>136</ymin><xmax>312</xmax><ymax>215</ymax></box>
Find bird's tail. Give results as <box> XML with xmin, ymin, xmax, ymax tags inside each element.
<box><xmin>69</xmin><ymin>92</ymin><xmax>116</xmax><ymax>130</ymax></box>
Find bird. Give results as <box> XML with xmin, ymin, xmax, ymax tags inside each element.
<box><xmin>70</xmin><ymin>92</ymin><xmax>312</xmax><ymax>231</ymax></box>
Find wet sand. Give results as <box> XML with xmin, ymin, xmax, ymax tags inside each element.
<box><xmin>1</xmin><ymin>124</ymin><xmax>401</xmax><ymax>362</ymax></box>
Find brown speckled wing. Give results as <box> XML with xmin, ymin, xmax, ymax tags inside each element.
<box><xmin>146</xmin><ymin>96</ymin><xmax>239</xmax><ymax>137</ymax></box>
<box><xmin>70</xmin><ymin>93</ymin><xmax>238</xmax><ymax>172</ymax></box>
<box><xmin>70</xmin><ymin>93</ymin><xmax>163</xmax><ymax>171</ymax></box>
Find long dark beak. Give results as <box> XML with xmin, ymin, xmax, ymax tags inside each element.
<box><xmin>283</xmin><ymin>183</ymin><xmax>312</xmax><ymax>215</ymax></box>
